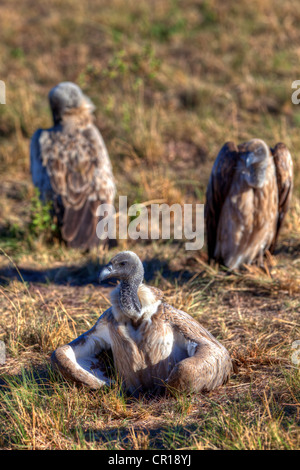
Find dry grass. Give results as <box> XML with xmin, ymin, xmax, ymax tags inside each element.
<box><xmin>0</xmin><ymin>0</ymin><xmax>299</xmax><ymax>450</ymax></box>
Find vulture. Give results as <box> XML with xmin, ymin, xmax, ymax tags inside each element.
<box><xmin>205</xmin><ymin>139</ymin><xmax>293</xmax><ymax>270</ymax></box>
<box><xmin>30</xmin><ymin>82</ymin><xmax>116</xmax><ymax>249</ymax></box>
<box><xmin>51</xmin><ymin>251</ymin><xmax>232</xmax><ymax>395</ymax></box>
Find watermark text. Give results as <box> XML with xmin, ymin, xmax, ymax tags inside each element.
<box><xmin>0</xmin><ymin>81</ymin><xmax>5</xmax><ymax>104</ymax></box>
<box><xmin>0</xmin><ymin>341</ymin><xmax>6</xmax><ymax>365</ymax></box>
<box><xmin>96</xmin><ymin>196</ymin><xmax>204</xmax><ymax>251</ymax></box>
<box><xmin>291</xmin><ymin>340</ymin><xmax>300</xmax><ymax>365</ymax></box>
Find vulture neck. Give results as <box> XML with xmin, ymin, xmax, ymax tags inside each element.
<box><xmin>118</xmin><ymin>267</ymin><xmax>144</xmax><ymax>321</ymax></box>
<box><xmin>61</xmin><ymin>106</ymin><xmax>94</xmax><ymax>129</ymax></box>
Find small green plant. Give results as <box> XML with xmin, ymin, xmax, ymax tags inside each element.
<box><xmin>0</xmin><ymin>222</ymin><xmax>25</xmax><ymax>254</ymax></box>
<box><xmin>29</xmin><ymin>189</ymin><xmax>58</xmax><ymax>240</ymax></box>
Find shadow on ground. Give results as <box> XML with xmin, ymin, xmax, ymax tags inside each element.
<box><xmin>79</xmin><ymin>422</ymin><xmax>203</xmax><ymax>449</ymax></box>
<box><xmin>274</xmin><ymin>239</ymin><xmax>300</xmax><ymax>258</ymax></box>
<box><xmin>0</xmin><ymin>256</ymin><xmax>193</xmax><ymax>287</ymax></box>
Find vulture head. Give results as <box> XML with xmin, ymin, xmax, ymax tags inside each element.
<box><xmin>49</xmin><ymin>82</ymin><xmax>95</xmax><ymax>125</ymax></box>
<box><xmin>99</xmin><ymin>251</ymin><xmax>144</xmax><ymax>285</ymax></box>
<box><xmin>241</xmin><ymin>139</ymin><xmax>270</xmax><ymax>188</ymax></box>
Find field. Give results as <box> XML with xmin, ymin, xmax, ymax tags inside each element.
<box><xmin>0</xmin><ymin>0</ymin><xmax>299</xmax><ymax>450</ymax></box>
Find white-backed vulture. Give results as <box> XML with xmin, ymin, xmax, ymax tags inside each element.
<box><xmin>30</xmin><ymin>82</ymin><xmax>116</xmax><ymax>250</ymax></box>
<box><xmin>51</xmin><ymin>251</ymin><xmax>232</xmax><ymax>395</ymax></box>
<box><xmin>205</xmin><ymin>139</ymin><xmax>293</xmax><ymax>270</ymax></box>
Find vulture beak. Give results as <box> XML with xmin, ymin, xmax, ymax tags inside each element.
<box><xmin>99</xmin><ymin>263</ymin><xmax>113</xmax><ymax>283</ymax></box>
<box><xmin>246</xmin><ymin>152</ymin><xmax>254</xmax><ymax>168</ymax></box>
<box><xmin>246</xmin><ymin>151</ymin><xmax>265</xmax><ymax>167</ymax></box>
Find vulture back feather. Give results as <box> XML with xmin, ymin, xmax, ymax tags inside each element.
<box><xmin>30</xmin><ymin>82</ymin><xmax>116</xmax><ymax>249</ymax></box>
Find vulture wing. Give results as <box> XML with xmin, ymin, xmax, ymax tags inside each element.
<box><xmin>51</xmin><ymin>308</ymin><xmax>113</xmax><ymax>389</ymax></box>
<box><xmin>30</xmin><ymin>129</ymin><xmax>54</xmax><ymax>202</ymax></box>
<box><xmin>205</xmin><ymin>142</ymin><xmax>239</xmax><ymax>262</ymax></box>
<box><xmin>161</xmin><ymin>303</ymin><xmax>232</xmax><ymax>392</ymax></box>
<box><xmin>270</xmin><ymin>143</ymin><xmax>293</xmax><ymax>253</ymax></box>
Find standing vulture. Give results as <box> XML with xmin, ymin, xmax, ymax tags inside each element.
<box><xmin>205</xmin><ymin>139</ymin><xmax>293</xmax><ymax>270</ymax></box>
<box><xmin>51</xmin><ymin>251</ymin><xmax>232</xmax><ymax>395</ymax></box>
<box><xmin>30</xmin><ymin>82</ymin><xmax>116</xmax><ymax>250</ymax></box>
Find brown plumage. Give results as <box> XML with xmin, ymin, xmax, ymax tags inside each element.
<box><xmin>30</xmin><ymin>82</ymin><xmax>116</xmax><ymax>250</ymax></box>
<box><xmin>51</xmin><ymin>251</ymin><xmax>232</xmax><ymax>395</ymax></box>
<box><xmin>205</xmin><ymin>139</ymin><xmax>293</xmax><ymax>270</ymax></box>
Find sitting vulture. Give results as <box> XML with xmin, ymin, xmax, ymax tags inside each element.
<box><xmin>51</xmin><ymin>251</ymin><xmax>232</xmax><ymax>395</ymax></box>
<box><xmin>30</xmin><ymin>82</ymin><xmax>116</xmax><ymax>249</ymax></box>
<box><xmin>205</xmin><ymin>139</ymin><xmax>293</xmax><ymax>270</ymax></box>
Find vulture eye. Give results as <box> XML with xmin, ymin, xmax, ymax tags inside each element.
<box><xmin>119</xmin><ymin>261</ymin><xmax>126</xmax><ymax>266</ymax></box>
